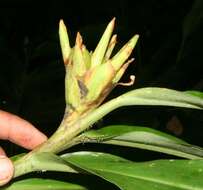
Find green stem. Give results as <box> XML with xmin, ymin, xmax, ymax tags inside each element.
<box><xmin>13</xmin><ymin>96</ymin><xmax>122</xmax><ymax>178</ymax></box>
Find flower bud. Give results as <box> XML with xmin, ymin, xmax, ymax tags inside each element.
<box><xmin>59</xmin><ymin>18</ymin><xmax>139</xmax><ymax>112</ymax></box>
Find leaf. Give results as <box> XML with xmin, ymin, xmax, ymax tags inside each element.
<box><xmin>13</xmin><ymin>88</ymin><xmax>203</xmax><ymax>177</ymax></box>
<box><xmin>63</xmin><ymin>151</ymin><xmax>203</xmax><ymax>190</ymax></box>
<box><xmin>2</xmin><ymin>178</ymin><xmax>87</xmax><ymax>190</ymax></box>
<box><xmin>119</xmin><ymin>88</ymin><xmax>203</xmax><ymax>109</ymax></box>
<box><xmin>81</xmin><ymin>125</ymin><xmax>203</xmax><ymax>159</ymax></box>
<box><xmin>79</xmin><ymin>88</ymin><xmax>203</xmax><ymax>134</ymax></box>
<box><xmin>185</xmin><ymin>90</ymin><xmax>203</xmax><ymax>99</ymax></box>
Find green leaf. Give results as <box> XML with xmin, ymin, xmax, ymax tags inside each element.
<box><xmin>2</xmin><ymin>178</ymin><xmax>87</xmax><ymax>190</ymax></box>
<box><xmin>63</xmin><ymin>151</ymin><xmax>203</xmax><ymax>190</ymax></box>
<box><xmin>185</xmin><ymin>90</ymin><xmax>203</xmax><ymax>99</ymax></box>
<box><xmin>79</xmin><ymin>88</ymin><xmax>203</xmax><ymax>133</ymax></box>
<box><xmin>119</xmin><ymin>88</ymin><xmax>203</xmax><ymax>109</ymax></box>
<box><xmin>81</xmin><ymin>125</ymin><xmax>203</xmax><ymax>159</ymax></box>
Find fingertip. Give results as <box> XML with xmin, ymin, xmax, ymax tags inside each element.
<box><xmin>0</xmin><ymin>156</ymin><xmax>14</xmax><ymax>186</ymax></box>
<box><xmin>39</xmin><ymin>133</ymin><xmax>48</xmax><ymax>142</ymax></box>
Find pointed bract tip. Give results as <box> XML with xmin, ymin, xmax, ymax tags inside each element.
<box><xmin>59</xmin><ymin>19</ymin><xmax>66</xmax><ymax>29</ymax></box>
<box><xmin>127</xmin><ymin>34</ymin><xmax>139</xmax><ymax>49</ymax></box>
<box><xmin>76</xmin><ymin>32</ymin><xmax>83</xmax><ymax>48</ymax></box>
<box><xmin>112</xmin><ymin>17</ymin><xmax>116</xmax><ymax>23</ymax></box>
<box><xmin>112</xmin><ymin>34</ymin><xmax>117</xmax><ymax>40</ymax></box>
<box><xmin>91</xmin><ymin>18</ymin><xmax>116</xmax><ymax>68</ymax></box>
<box><xmin>59</xmin><ymin>19</ymin><xmax>64</xmax><ymax>25</ymax></box>
<box><xmin>59</xmin><ymin>19</ymin><xmax>71</xmax><ymax>65</ymax></box>
<box><xmin>132</xmin><ymin>34</ymin><xmax>139</xmax><ymax>42</ymax></box>
<box><xmin>110</xmin><ymin>34</ymin><xmax>117</xmax><ymax>44</ymax></box>
<box><xmin>110</xmin><ymin>17</ymin><xmax>116</xmax><ymax>28</ymax></box>
<box><xmin>59</xmin><ymin>19</ymin><xmax>68</xmax><ymax>36</ymax></box>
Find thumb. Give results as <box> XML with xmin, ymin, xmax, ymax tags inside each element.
<box><xmin>0</xmin><ymin>156</ymin><xmax>14</xmax><ymax>186</ymax></box>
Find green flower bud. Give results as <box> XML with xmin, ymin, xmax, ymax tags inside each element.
<box><xmin>59</xmin><ymin>18</ymin><xmax>139</xmax><ymax>112</ymax></box>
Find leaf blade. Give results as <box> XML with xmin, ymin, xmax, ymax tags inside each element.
<box><xmin>3</xmin><ymin>178</ymin><xmax>87</xmax><ymax>190</ymax></box>
<box><xmin>119</xmin><ymin>88</ymin><xmax>203</xmax><ymax>109</ymax></box>
<box><xmin>78</xmin><ymin>88</ymin><xmax>203</xmax><ymax>137</ymax></box>
<box><xmin>63</xmin><ymin>151</ymin><xmax>203</xmax><ymax>190</ymax></box>
<box><xmin>185</xmin><ymin>90</ymin><xmax>203</xmax><ymax>99</ymax></box>
<box><xmin>81</xmin><ymin>125</ymin><xmax>203</xmax><ymax>159</ymax></box>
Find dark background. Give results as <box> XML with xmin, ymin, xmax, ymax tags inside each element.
<box><xmin>0</xmin><ymin>0</ymin><xmax>203</xmax><ymax>188</ymax></box>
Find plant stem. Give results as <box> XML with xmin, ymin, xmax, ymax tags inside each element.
<box><xmin>13</xmin><ymin>96</ymin><xmax>123</xmax><ymax>178</ymax></box>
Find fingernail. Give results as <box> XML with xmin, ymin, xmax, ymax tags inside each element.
<box><xmin>0</xmin><ymin>156</ymin><xmax>14</xmax><ymax>185</ymax></box>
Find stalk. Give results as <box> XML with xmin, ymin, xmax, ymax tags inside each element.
<box><xmin>13</xmin><ymin>95</ymin><xmax>122</xmax><ymax>178</ymax></box>
<box><xmin>13</xmin><ymin>108</ymin><xmax>91</xmax><ymax>177</ymax></box>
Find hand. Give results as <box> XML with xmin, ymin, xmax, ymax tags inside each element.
<box><xmin>0</xmin><ymin>110</ymin><xmax>47</xmax><ymax>186</ymax></box>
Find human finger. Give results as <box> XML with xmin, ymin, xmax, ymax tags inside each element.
<box><xmin>0</xmin><ymin>110</ymin><xmax>47</xmax><ymax>150</ymax></box>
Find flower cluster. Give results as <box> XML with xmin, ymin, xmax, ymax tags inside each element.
<box><xmin>59</xmin><ymin>18</ymin><xmax>139</xmax><ymax>113</ymax></box>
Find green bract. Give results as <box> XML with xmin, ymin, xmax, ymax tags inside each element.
<box><xmin>59</xmin><ymin>18</ymin><xmax>139</xmax><ymax>112</ymax></box>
